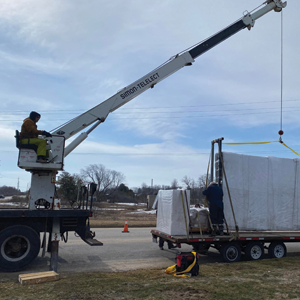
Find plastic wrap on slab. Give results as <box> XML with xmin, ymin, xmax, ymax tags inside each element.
<box><xmin>219</xmin><ymin>152</ymin><xmax>300</xmax><ymax>231</ymax></box>
<box><xmin>155</xmin><ymin>190</ymin><xmax>190</xmax><ymax>235</ymax></box>
<box><xmin>190</xmin><ymin>207</ymin><xmax>209</xmax><ymax>229</ymax></box>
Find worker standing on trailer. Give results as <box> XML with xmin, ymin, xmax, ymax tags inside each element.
<box><xmin>19</xmin><ymin>111</ymin><xmax>52</xmax><ymax>163</ymax></box>
<box><xmin>202</xmin><ymin>182</ymin><xmax>224</xmax><ymax>236</ymax></box>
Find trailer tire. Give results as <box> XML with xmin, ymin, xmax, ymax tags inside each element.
<box><xmin>0</xmin><ymin>225</ymin><xmax>40</xmax><ymax>272</ymax></box>
<box><xmin>245</xmin><ymin>242</ymin><xmax>264</xmax><ymax>260</ymax></box>
<box><xmin>268</xmin><ymin>242</ymin><xmax>286</xmax><ymax>259</ymax></box>
<box><xmin>221</xmin><ymin>242</ymin><xmax>241</xmax><ymax>263</ymax></box>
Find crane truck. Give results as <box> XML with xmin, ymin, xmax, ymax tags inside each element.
<box><xmin>0</xmin><ymin>0</ymin><xmax>287</xmax><ymax>272</ymax></box>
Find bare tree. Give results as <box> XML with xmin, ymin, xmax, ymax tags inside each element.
<box><xmin>80</xmin><ymin>164</ymin><xmax>125</xmax><ymax>201</ymax></box>
<box><xmin>198</xmin><ymin>174</ymin><xmax>210</xmax><ymax>189</ymax></box>
<box><xmin>170</xmin><ymin>179</ymin><xmax>179</xmax><ymax>189</ymax></box>
<box><xmin>182</xmin><ymin>175</ymin><xmax>194</xmax><ymax>189</ymax></box>
<box><xmin>182</xmin><ymin>175</ymin><xmax>199</xmax><ymax>205</ymax></box>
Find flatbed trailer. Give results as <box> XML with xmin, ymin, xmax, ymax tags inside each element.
<box><xmin>151</xmin><ymin>229</ymin><xmax>300</xmax><ymax>262</ymax></box>
<box><xmin>0</xmin><ymin>208</ymin><xmax>102</xmax><ymax>272</ymax></box>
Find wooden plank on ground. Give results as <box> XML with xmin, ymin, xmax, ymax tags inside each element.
<box><xmin>19</xmin><ymin>271</ymin><xmax>59</xmax><ymax>285</ymax></box>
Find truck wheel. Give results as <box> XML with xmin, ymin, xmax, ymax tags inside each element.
<box><xmin>220</xmin><ymin>242</ymin><xmax>241</xmax><ymax>263</ymax></box>
<box><xmin>245</xmin><ymin>242</ymin><xmax>264</xmax><ymax>260</ymax></box>
<box><xmin>0</xmin><ymin>225</ymin><xmax>40</xmax><ymax>272</ymax></box>
<box><xmin>268</xmin><ymin>242</ymin><xmax>286</xmax><ymax>259</ymax></box>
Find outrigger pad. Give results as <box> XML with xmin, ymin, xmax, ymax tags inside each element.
<box><xmin>83</xmin><ymin>238</ymin><xmax>103</xmax><ymax>246</ymax></box>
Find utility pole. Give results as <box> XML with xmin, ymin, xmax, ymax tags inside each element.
<box><xmin>17</xmin><ymin>177</ymin><xmax>20</xmax><ymax>193</ymax></box>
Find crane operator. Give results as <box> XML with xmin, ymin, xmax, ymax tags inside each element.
<box><xmin>19</xmin><ymin>111</ymin><xmax>52</xmax><ymax>163</ymax></box>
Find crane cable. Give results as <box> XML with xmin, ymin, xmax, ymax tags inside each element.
<box><xmin>224</xmin><ymin>12</ymin><xmax>300</xmax><ymax>157</ymax></box>
<box><xmin>278</xmin><ymin>10</ymin><xmax>284</xmax><ymax>141</ymax></box>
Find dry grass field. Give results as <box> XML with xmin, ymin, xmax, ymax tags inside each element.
<box><xmin>0</xmin><ymin>198</ymin><xmax>157</xmax><ymax>228</ymax></box>
<box><xmin>1</xmin><ymin>257</ymin><xmax>300</xmax><ymax>300</ymax></box>
<box><xmin>90</xmin><ymin>202</ymin><xmax>157</xmax><ymax>228</ymax></box>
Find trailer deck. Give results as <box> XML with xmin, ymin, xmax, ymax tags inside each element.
<box><xmin>151</xmin><ymin>229</ymin><xmax>300</xmax><ymax>244</ymax></box>
<box><xmin>151</xmin><ymin>229</ymin><xmax>300</xmax><ymax>262</ymax></box>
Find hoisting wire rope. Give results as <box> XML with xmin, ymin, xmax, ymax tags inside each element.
<box><xmin>278</xmin><ymin>10</ymin><xmax>284</xmax><ymax>141</ymax></box>
<box><xmin>224</xmin><ymin>11</ymin><xmax>300</xmax><ymax>157</ymax></box>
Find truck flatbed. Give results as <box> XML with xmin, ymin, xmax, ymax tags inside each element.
<box><xmin>0</xmin><ymin>208</ymin><xmax>91</xmax><ymax>218</ymax></box>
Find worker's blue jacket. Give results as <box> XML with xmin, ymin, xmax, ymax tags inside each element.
<box><xmin>202</xmin><ymin>184</ymin><xmax>223</xmax><ymax>203</ymax></box>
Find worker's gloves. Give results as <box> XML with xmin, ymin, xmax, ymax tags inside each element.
<box><xmin>42</xmin><ymin>131</ymin><xmax>52</xmax><ymax>137</ymax></box>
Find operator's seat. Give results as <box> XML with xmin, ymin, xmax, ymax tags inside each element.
<box><xmin>15</xmin><ymin>130</ymin><xmax>38</xmax><ymax>152</ymax></box>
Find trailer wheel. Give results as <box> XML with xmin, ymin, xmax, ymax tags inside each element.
<box><xmin>221</xmin><ymin>242</ymin><xmax>241</xmax><ymax>263</ymax></box>
<box><xmin>245</xmin><ymin>242</ymin><xmax>264</xmax><ymax>260</ymax></box>
<box><xmin>0</xmin><ymin>225</ymin><xmax>40</xmax><ymax>272</ymax></box>
<box><xmin>268</xmin><ymin>242</ymin><xmax>286</xmax><ymax>259</ymax></box>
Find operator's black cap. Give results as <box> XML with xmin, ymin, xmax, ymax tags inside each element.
<box><xmin>29</xmin><ymin>111</ymin><xmax>41</xmax><ymax>121</ymax></box>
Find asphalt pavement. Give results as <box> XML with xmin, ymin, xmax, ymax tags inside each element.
<box><xmin>1</xmin><ymin>228</ymin><xmax>300</xmax><ymax>278</ymax></box>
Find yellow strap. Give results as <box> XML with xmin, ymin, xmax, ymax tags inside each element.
<box><xmin>165</xmin><ymin>265</ymin><xmax>177</xmax><ymax>274</ymax></box>
<box><xmin>165</xmin><ymin>252</ymin><xmax>197</xmax><ymax>278</ymax></box>
<box><xmin>224</xmin><ymin>141</ymin><xmax>278</xmax><ymax>145</ymax></box>
<box><xmin>180</xmin><ymin>190</ymin><xmax>190</xmax><ymax>242</ymax></box>
<box><xmin>224</xmin><ymin>140</ymin><xmax>300</xmax><ymax>156</ymax></box>
<box><xmin>174</xmin><ymin>274</ymin><xmax>191</xmax><ymax>278</ymax></box>
<box><xmin>196</xmin><ymin>211</ymin><xmax>203</xmax><ymax>239</ymax></box>
<box><xmin>281</xmin><ymin>142</ymin><xmax>300</xmax><ymax>156</ymax></box>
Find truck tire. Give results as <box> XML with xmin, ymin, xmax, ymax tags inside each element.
<box><xmin>268</xmin><ymin>242</ymin><xmax>286</xmax><ymax>259</ymax></box>
<box><xmin>220</xmin><ymin>242</ymin><xmax>241</xmax><ymax>263</ymax></box>
<box><xmin>0</xmin><ymin>225</ymin><xmax>40</xmax><ymax>272</ymax></box>
<box><xmin>245</xmin><ymin>241</ymin><xmax>264</xmax><ymax>260</ymax></box>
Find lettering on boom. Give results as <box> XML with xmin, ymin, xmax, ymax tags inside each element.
<box><xmin>120</xmin><ymin>72</ymin><xmax>160</xmax><ymax>99</ymax></box>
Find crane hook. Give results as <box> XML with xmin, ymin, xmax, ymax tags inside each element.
<box><xmin>278</xmin><ymin>130</ymin><xmax>284</xmax><ymax>143</ymax></box>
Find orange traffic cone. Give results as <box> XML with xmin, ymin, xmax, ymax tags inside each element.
<box><xmin>122</xmin><ymin>219</ymin><xmax>130</xmax><ymax>233</ymax></box>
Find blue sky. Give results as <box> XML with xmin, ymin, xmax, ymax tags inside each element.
<box><xmin>0</xmin><ymin>0</ymin><xmax>299</xmax><ymax>191</ymax></box>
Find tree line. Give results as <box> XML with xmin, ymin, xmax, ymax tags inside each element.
<box><xmin>133</xmin><ymin>175</ymin><xmax>211</xmax><ymax>205</ymax></box>
<box><xmin>0</xmin><ymin>164</ymin><xmax>211</xmax><ymax>205</ymax></box>
<box><xmin>0</xmin><ymin>186</ymin><xmax>24</xmax><ymax>196</ymax></box>
<box><xmin>57</xmin><ymin>164</ymin><xmax>211</xmax><ymax>205</ymax></box>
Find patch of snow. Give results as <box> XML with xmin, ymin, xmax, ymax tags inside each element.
<box><xmin>98</xmin><ymin>208</ymin><xmax>125</xmax><ymax>211</ymax></box>
<box><xmin>0</xmin><ymin>202</ymin><xmax>22</xmax><ymax>206</ymax></box>
<box><xmin>115</xmin><ymin>203</ymin><xmax>137</xmax><ymax>206</ymax></box>
<box><xmin>130</xmin><ymin>209</ymin><xmax>156</xmax><ymax>214</ymax></box>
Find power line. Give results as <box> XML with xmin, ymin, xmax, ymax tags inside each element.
<box><xmin>2</xmin><ymin>108</ymin><xmax>300</xmax><ymax>122</ymax></box>
<box><xmin>0</xmin><ymin>99</ymin><xmax>300</xmax><ymax>114</ymax></box>
<box><xmin>0</xmin><ymin>149</ymin><xmax>297</xmax><ymax>156</ymax></box>
<box><xmin>113</xmin><ymin>106</ymin><xmax>300</xmax><ymax>114</ymax></box>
